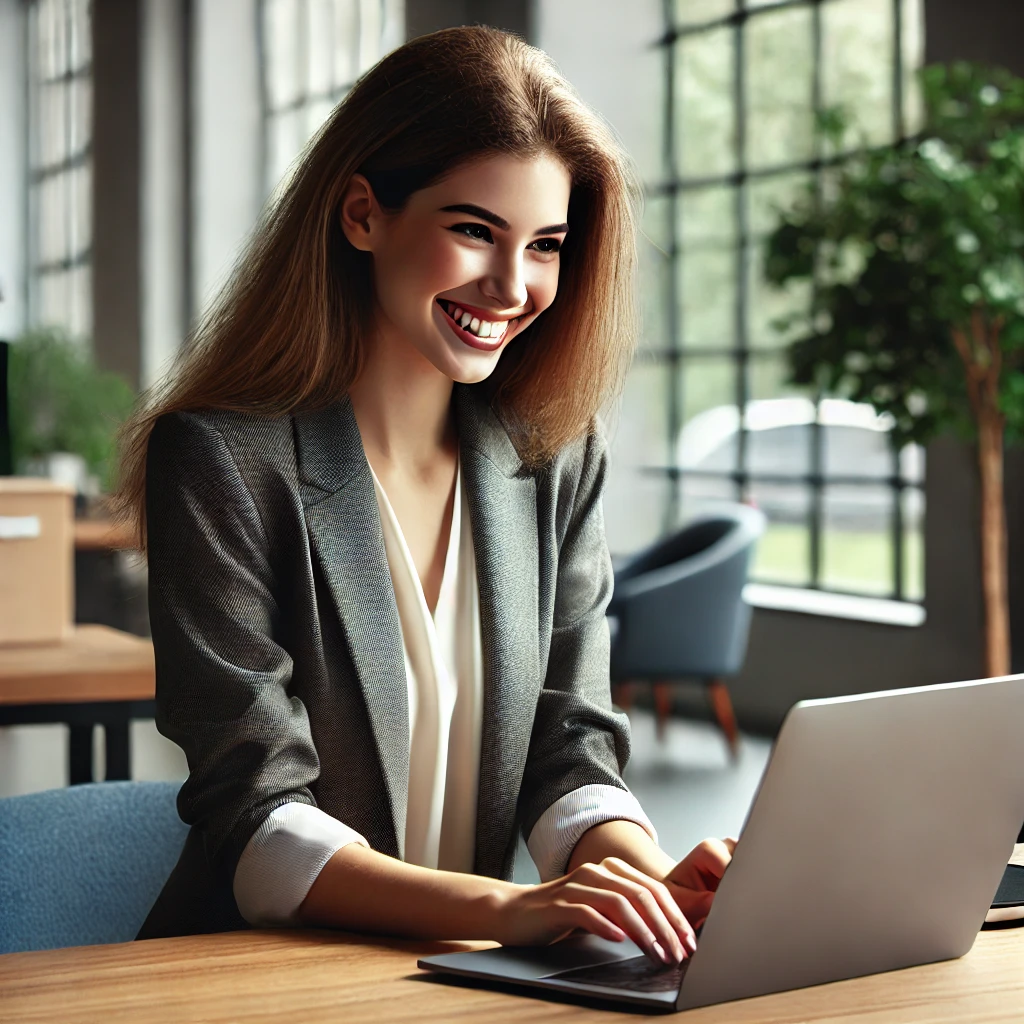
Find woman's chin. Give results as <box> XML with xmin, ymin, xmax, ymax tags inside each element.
<box><xmin>445</xmin><ymin>357</ymin><xmax>501</xmax><ymax>386</ymax></box>
<box><xmin>429</xmin><ymin>337</ymin><xmax>505</xmax><ymax>385</ymax></box>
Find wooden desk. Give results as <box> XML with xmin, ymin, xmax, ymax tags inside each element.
<box><xmin>74</xmin><ymin>517</ymin><xmax>137</xmax><ymax>551</ymax></box>
<box><xmin>1</xmin><ymin>923</ymin><xmax>1021</xmax><ymax>1022</ymax></box>
<box><xmin>0</xmin><ymin>624</ymin><xmax>155</xmax><ymax>784</ymax></box>
<box><xmin>3</xmin><ymin>849</ymin><xmax>1023</xmax><ymax>1023</ymax></box>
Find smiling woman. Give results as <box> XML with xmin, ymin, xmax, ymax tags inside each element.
<box><xmin>340</xmin><ymin>152</ymin><xmax>571</xmax><ymax>380</ymax></box>
<box><xmin>107</xmin><ymin>25</ymin><xmax>734</xmax><ymax>962</ymax></box>
<box><xmin>113</xmin><ymin>26</ymin><xmax>642</xmax><ymax>500</ymax></box>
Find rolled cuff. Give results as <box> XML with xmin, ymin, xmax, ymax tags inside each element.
<box><xmin>233</xmin><ymin>801</ymin><xmax>369</xmax><ymax>926</ymax></box>
<box><xmin>526</xmin><ymin>783</ymin><xmax>659</xmax><ymax>882</ymax></box>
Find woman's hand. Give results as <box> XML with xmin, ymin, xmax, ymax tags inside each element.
<box><xmin>488</xmin><ymin>856</ymin><xmax>698</xmax><ymax>965</ymax></box>
<box><xmin>662</xmin><ymin>838</ymin><xmax>737</xmax><ymax>931</ymax></box>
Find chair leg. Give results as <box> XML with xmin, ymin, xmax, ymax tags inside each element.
<box><xmin>707</xmin><ymin>677</ymin><xmax>740</xmax><ymax>761</ymax></box>
<box><xmin>653</xmin><ymin>682</ymin><xmax>673</xmax><ymax>743</ymax></box>
<box><xmin>612</xmin><ymin>681</ymin><xmax>636</xmax><ymax>715</ymax></box>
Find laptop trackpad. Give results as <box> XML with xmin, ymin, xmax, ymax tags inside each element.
<box><xmin>545</xmin><ymin>952</ymin><xmax>690</xmax><ymax>993</ymax></box>
<box><xmin>424</xmin><ymin>934</ymin><xmax>644</xmax><ymax>981</ymax></box>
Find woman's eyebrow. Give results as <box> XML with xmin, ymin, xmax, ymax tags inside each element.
<box><xmin>440</xmin><ymin>203</ymin><xmax>569</xmax><ymax>236</ymax></box>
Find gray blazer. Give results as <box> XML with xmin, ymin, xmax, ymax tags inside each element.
<box><xmin>136</xmin><ymin>382</ymin><xmax>634</xmax><ymax>939</ymax></box>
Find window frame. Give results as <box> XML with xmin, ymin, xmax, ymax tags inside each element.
<box><xmin>256</xmin><ymin>0</ymin><xmax>402</xmax><ymax>200</ymax></box>
<box><xmin>25</xmin><ymin>0</ymin><xmax>93</xmax><ymax>338</ymax></box>
<box><xmin>648</xmin><ymin>0</ymin><xmax>925</xmax><ymax>607</ymax></box>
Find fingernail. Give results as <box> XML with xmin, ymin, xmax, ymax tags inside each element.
<box><xmin>652</xmin><ymin>941</ymin><xmax>670</xmax><ymax>964</ymax></box>
<box><xmin>686</xmin><ymin>933</ymin><xmax>697</xmax><ymax>953</ymax></box>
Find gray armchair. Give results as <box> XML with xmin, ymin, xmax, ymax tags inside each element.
<box><xmin>608</xmin><ymin>504</ymin><xmax>767</xmax><ymax>759</ymax></box>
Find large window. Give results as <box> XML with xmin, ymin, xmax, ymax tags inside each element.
<box><xmin>617</xmin><ymin>0</ymin><xmax>926</xmax><ymax>605</ymax></box>
<box><xmin>258</xmin><ymin>0</ymin><xmax>403</xmax><ymax>198</ymax></box>
<box><xmin>26</xmin><ymin>0</ymin><xmax>93</xmax><ymax>339</ymax></box>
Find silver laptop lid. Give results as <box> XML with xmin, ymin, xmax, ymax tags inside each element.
<box><xmin>678</xmin><ymin>673</ymin><xmax>1024</xmax><ymax>1011</ymax></box>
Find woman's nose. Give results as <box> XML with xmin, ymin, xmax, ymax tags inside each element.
<box><xmin>480</xmin><ymin>252</ymin><xmax>528</xmax><ymax>312</ymax></box>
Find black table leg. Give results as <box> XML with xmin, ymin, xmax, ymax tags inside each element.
<box><xmin>69</xmin><ymin>724</ymin><xmax>94</xmax><ymax>785</ymax></box>
<box><xmin>0</xmin><ymin>701</ymin><xmax>156</xmax><ymax>786</ymax></box>
<box><xmin>104</xmin><ymin>720</ymin><xmax>132</xmax><ymax>780</ymax></box>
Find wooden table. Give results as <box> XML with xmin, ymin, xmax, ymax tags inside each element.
<box><xmin>3</xmin><ymin>849</ymin><xmax>1023</xmax><ymax>1023</ymax></box>
<box><xmin>0</xmin><ymin>624</ymin><xmax>155</xmax><ymax>784</ymax></box>
<box><xmin>0</xmin><ymin>924</ymin><xmax>1021</xmax><ymax>1023</ymax></box>
<box><xmin>74</xmin><ymin>517</ymin><xmax>137</xmax><ymax>551</ymax></box>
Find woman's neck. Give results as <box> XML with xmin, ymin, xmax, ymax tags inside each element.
<box><xmin>348</xmin><ymin>324</ymin><xmax>457</xmax><ymax>474</ymax></box>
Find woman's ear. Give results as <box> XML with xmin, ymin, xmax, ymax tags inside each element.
<box><xmin>340</xmin><ymin>173</ymin><xmax>381</xmax><ymax>252</ymax></box>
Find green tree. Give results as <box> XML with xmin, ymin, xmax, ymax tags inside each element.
<box><xmin>764</xmin><ymin>61</ymin><xmax>1024</xmax><ymax>677</ymax></box>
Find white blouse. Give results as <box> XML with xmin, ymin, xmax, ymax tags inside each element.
<box><xmin>233</xmin><ymin>451</ymin><xmax>657</xmax><ymax>926</ymax></box>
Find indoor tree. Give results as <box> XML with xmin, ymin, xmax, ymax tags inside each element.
<box><xmin>764</xmin><ymin>60</ymin><xmax>1024</xmax><ymax>677</ymax></box>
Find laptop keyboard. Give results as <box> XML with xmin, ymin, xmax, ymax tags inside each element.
<box><xmin>547</xmin><ymin>953</ymin><xmax>690</xmax><ymax>993</ymax></box>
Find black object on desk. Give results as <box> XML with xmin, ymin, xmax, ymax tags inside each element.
<box><xmin>993</xmin><ymin>864</ymin><xmax>1024</xmax><ymax>906</ymax></box>
<box><xmin>984</xmin><ymin>863</ymin><xmax>1024</xmax><ymax>928</ymax></box>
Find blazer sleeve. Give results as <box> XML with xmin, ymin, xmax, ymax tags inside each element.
<box><xmin>518</xmin><ymin>423</ymin><xmax>647</xmax><ymax>860</ymax></box>
<box><xmin>145</xmin><ymin>410</ymin><xmax>324</xmax><ymax>887</ymax></box>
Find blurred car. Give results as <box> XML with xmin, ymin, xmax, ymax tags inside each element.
<box><xmin>676</xmin><ymin>397</ymin><xmax>924</xmax><ymax>531</ymax></box>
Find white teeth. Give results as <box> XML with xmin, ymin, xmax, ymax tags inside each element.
<box><xmin>441</xmin><ymin>301</ymin><xmax>510</xmax><ymax>341</ymax></box>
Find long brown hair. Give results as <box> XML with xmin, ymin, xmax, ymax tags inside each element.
<box><xmin>111</xmin><ymin>25</ymin><xmax>641</xmax><ymax>552</ymax></box>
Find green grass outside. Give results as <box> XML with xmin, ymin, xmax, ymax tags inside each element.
<box><xmin>753</xmin><ymin>523</ymin><xmax>924</xmax><ymax>600</ymax></box>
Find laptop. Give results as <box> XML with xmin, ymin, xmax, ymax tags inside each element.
<box><xmin>418</xmin><ymin>674</ymin><xmax>1024</xmax><ymax>1013</ymax></box>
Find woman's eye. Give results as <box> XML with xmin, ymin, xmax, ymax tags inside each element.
<box><xmin>528</xmin><ymin>238</ymin><xmax>562</xmax><ymax>254</ymax></box>
<box><xmin>451</xmin><ymin>222</ymin><xmax>492</xmax><ymax>242</ymax></box>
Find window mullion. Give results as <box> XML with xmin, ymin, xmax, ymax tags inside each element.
<box><xmin>808</xmin><ymin>0</ymin><xmax>825</xmax><ymax>590</ymax></box>
<box><xmin>734</xmin><ymin>6</ymin><xmax>750</xmax><ymax>506</ymax></box>
<box><xmin>664</xmin><ymin>0</ymin><xmax>682</xmax><ymax>532</ymax></box>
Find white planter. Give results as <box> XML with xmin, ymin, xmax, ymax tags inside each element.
<box><xmin>22</xmin><ymin>451</ymin><xmax>100</xmax><ymax>497</ymax></box>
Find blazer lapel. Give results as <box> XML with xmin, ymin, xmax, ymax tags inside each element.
<box><xmin>293</xmin><ymin>398</ymin><xmax>410</xmax><ymax>860</ymax></box>
<box><xmin>454</xmin><ymin>385</ymin><xmax>542</xmax><ymax>879</ymax></box>
<box><xmin>292</xmin><ymin>387</ymin><xmax>542</xmax><ymax>878</ymax></box>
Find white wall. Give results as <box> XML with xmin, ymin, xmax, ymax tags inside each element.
<box><xmin>191</xmin><ymin>0</ymin><xmax>264</xmax><ymax>319</ymax></box>
<box><xmin>536</xmin><ymin>0</ymin><xmax>664</xmax><ymax>183</ymax></box>
<box><xmin>536</xmin><ymin>0</ymin><xmax>669</xmax><ymax>553</ymax></box>
<box><xmin>140</xmin><ymin>0</ymin><xmax>189</xmax><ymax>390</ymax></box>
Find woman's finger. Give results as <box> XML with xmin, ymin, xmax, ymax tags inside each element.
<box><xmin>563</xmin><ymin>881</ymin><xmax>677</xmax><ymax>965</ymax></box>
<box><xmin>601</xmin><ymin>857</ymin><xmax>698</xmax><ymax>954</ymax></box>
<box><xmin>572</xmin><ymin>862</ymin><xmax>688</xmax><ymax>962</ymax></box>
<box><xmin>694</xmin><ymin>838</ymin><xmax>733</xmax><ymax>887</ymax></box>
<box><xmin>665</xmin><ymin>883</ymin><xmax>714</xmax><ymax>930</ymax></box>
<box><xmin>667</xmin><ymin>837</ymin><xmax>734</xmax><ymax>892</ymax></box>
<box><xmin>559</xmin><ymin>902</ymin><xmax>627</xmax><ymax>944</ymax></box>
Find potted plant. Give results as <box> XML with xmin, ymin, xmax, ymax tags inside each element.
<box><xmin>7</xmin><ymin>327</ymin><xmax>135</xmax><ymax>502</ymax></box>
<box><xmin>763</xmin><ymin>60</ymin><xmax>1024</xmax><ymax>678</ymax></box>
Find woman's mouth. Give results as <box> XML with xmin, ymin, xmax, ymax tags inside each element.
<box><xmin>436</xmin><ymin>299</ymin><xmax>522</xmax><ymax>352</ymax></box>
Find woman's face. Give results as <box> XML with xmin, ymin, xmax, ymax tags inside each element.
<box><xmin>341</xmin><ymin>151</ymin><xmax>572</xmax><ymax>384</ymax></box>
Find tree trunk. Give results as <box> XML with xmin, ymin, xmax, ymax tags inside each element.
<box><xmin>953</xmin><ymin>305</ymin><xmax>1010</xmax><ymax>678</ymax></box>
<box><xmin>977</xmin><ymin>407</ymin><xmax>1010</xmax><ymax>676</ymax></box>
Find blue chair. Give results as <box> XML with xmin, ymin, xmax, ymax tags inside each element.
<box><xmin>0</xmin><ymin>781</ymin><xmax>189</xmax><ymax>953</ymax></box>
<box><xmin>608</xmin><ymin>504</ymin><xmax>767</xmax><ymax>759</ymax></box>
